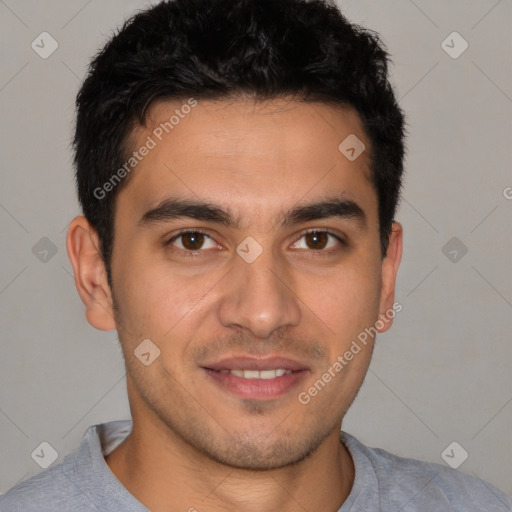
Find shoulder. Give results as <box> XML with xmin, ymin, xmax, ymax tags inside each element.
<box><xmin>0</xmin><ymin>452</ymin><xmax>89</xmax><ymax>512</ymax></box>
<box><xmin>342</xmin><ymin>432</ymin><xmax>512</xmax><ymax>511</ymax></box>
<box><xmin>0</xmin><ymin>421</ymin><xmax>131</xmax><ymax>512</ymax></box>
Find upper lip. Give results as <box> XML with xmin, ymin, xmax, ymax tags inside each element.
<box><xmin>202</xmin><ymin>356</ymin><xmax>309</xmax><ymax>372</ymax></box>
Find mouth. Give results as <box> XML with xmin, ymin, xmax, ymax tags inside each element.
<box><xmin>216</xmin><ymin>368</ymin><xmax>292</xmax><ymax>379</ymax></box>
<box><xmin>201</xmin><ymin>356</ymin><xmax>310</xmax><ymax>400</ymax></box>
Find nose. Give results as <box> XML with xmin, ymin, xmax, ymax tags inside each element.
<box><xmin>217</xmin><ymin>246</ymin><xmax>302</xmax><ymax>339</ymax></box>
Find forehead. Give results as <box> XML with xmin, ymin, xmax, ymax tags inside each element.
<box><xmin>118</xmin><ymin>97</ymin><xmax>377</xmax><ymax>227</ymax></box>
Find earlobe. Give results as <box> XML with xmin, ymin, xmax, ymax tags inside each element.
<box><xmin>66</xmin><ymin>216</ymin><xmax>117</xmax><ymax>331</ymax></box>
<box><xmin>377</xmin><ymin>221</ymin><xmax>403</xmax><ymax>333</ymax></box>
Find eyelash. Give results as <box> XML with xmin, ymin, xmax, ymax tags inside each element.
<box><xmin>165</xmin><ymin>228</ymin><xmax>346</xmax><ymax>258</ymax></box>
<box><xmin>165</xmin><ymin>229</ymin><xmax>217</xmax><ymax>258</ymax></box>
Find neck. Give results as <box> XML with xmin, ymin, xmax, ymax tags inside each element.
<box><xmin>105</xmin><ymin>416</ymin><xmax>354</xmax><ymax>512</ymax></box>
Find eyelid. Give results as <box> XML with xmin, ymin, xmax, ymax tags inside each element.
<box><xmin>166</xmin><ymin>228</ymin><xmax>220</xmax><ymax>254</ymax></box>
<box><xmin>167</xmin><ymin>228</ymin><xmax>209</xmax><ymax>242</ymax></box>
<box><xmin>290</xmin><ymin>228</ymin><xmax>346</xmax><ymax>251</ymax></box>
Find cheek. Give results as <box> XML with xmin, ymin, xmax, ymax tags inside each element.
<box><xmin>114</xmin><ymin>255</ymin><xmax>222</xmax><ymax>342</ymax></box>
<box><xmin>297</xmin><ymin>262</ymin><xmax>381</xmax><ymax>336</ymax></box>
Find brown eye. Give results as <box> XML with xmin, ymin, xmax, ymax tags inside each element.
<box><xmin>168</xmin><ymin>231</ymin><xmax>217</xmax><ymax>252</ymax></box>
<box><xmin>304</xmin><ymin>231</ymin><xmax>329</xmax><ymax>250</ymax></box>
<box><xmin>181</xmin><ymin>232</ymin><xmax>205</xmax><ymax>250</ymax></box>
<box><xmin>290</xmin><ymin>230</ymin><xmax>344</xmax><ymax>252</ymax></box>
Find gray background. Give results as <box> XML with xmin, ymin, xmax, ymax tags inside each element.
<box><xmin>1</xmin><ymin>0</ymin><xmax>511</xmax><ymax>498</ymax></box>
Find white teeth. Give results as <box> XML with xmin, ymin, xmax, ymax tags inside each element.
<box><xmin>226</xmin><ymin>369</ymin><xmax>291</xmax><ymax>379</ymax></box>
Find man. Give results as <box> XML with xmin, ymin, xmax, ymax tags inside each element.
<box><xmin>1</xmin><ymin>0</ymin><xmax>510</xmax><ymax>510</ymax></box>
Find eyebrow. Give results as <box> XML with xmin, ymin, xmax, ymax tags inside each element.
<box><xmin>138</xmin><ymin>196</ymin><xmax>367</xmax><ymax>230</ymax></box>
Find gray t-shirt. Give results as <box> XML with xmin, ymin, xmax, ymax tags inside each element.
<box><xmin>1</xmin><ymin>420</ymin><xmax>510</xmax><ymax>511</ymax></box>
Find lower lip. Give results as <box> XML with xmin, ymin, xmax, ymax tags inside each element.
<box><xmin>202</xmin><ymin>368</ymin><xmax>309</xmax><ymax>400</ymax></box>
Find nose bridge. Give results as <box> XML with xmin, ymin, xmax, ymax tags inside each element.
<box><xmin>217</xmin><ymin>243</ymin><xmax>302</xmax><ymax>338</ymax></box>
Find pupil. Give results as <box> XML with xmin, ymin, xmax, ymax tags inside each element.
<box><xmin>306</xmin><ymin>232</ymin><xmax>327</xmax><ymax>250</ymax></box>
<box><xmin>183</xmin><ymin>232</ymin><xmax>204</xmax><ymax>250</ymax></box>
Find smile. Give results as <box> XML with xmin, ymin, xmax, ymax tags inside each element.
<box><xmin>218</xmin><ymin>369</ymin><xmax>292</xmax><ymax>379</ymax></box>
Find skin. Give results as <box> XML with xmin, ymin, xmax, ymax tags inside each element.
<box><xmin>67</xmin><ymin>97</ymin><xmax>402</xmax><ymax>512</ymax></box>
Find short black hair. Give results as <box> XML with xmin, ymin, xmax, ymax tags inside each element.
<box><xmin>73</xmin><ymin>0</ymin><xmax>406</xmax><ymax>284</ymax></box>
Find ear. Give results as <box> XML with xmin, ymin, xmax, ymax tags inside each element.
<box><xmin>377</xmin><ymin>221</ymin><xmax>403</xmax><ymax>334</ymax></box>
<box><xmin>66</xmin><ymin>216</ymin><xmax>116</xmax><ymax>331</ymax></box>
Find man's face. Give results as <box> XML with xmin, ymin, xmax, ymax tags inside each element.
<box><xmin>105</xmin><ymin>98</ymin><xmax>399</xmax><ymax>469</ymax></box>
